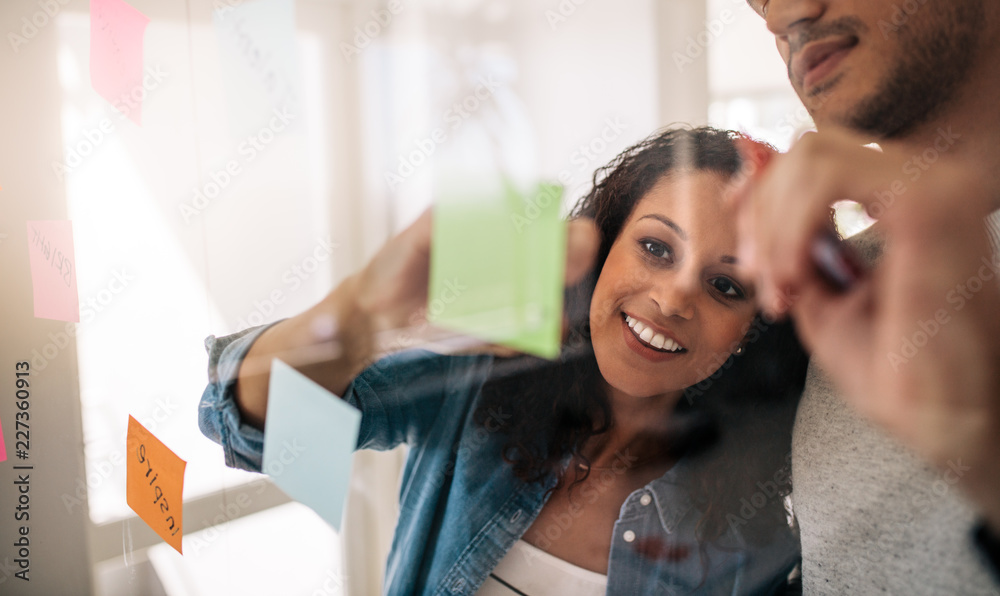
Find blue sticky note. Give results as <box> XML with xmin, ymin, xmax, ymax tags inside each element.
<box><xmin>263</xmin><ymin>359</ymin><xmax>361</xmax><ymax>531</ymax></box>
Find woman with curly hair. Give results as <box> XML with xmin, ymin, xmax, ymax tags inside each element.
<box><xmin>199</xmin><ymin>127</ymin><xmax>808</xmax><ymax>595</ymax></box>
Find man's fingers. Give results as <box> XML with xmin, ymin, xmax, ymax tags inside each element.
<box><xmin>742</xmin><ymin>132</ymin><xmax>889</xmax><ymax>317</ymax></box>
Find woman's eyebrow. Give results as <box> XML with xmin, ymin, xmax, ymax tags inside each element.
<box><xmin>637</xmin><ymin>214</ymin><xmax>687</xmax><ymax>240</ymax></box>
<box><xmin>720</xmin><ymin>255</ymin><xmax>738</xmax><ymax>265</ymax></box>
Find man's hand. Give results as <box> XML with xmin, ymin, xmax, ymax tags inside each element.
<box><xmin>735</xmin><ymin>129</ymin><xmax>1000</xmax><ymax>528</ymax></box>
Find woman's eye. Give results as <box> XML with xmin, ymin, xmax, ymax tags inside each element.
<box><xmin>642</xmin><ymin>241</ymin><xmax>673</xmax><ymax>262</ymax></box>
<box><xmin>711</xmin><ymin>277</ymin><xmax>746</xmax><ymax>299</ymax></box>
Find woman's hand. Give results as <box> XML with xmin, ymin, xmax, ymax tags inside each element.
<box><xmin>355</xmin><ymin>209</ymin><xmax>600</xmax><ymax>330</ymax></box>
<box><xmin>235</xmin><ymin>208</ymin><xmax>601</xmax><ymax>427</ymax></box>
<box><xmin>354</xmin><ymin>210</ymin><xmax>434</xmax><ymax>335</ymax></box>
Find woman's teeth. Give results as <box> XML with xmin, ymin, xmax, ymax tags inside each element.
<box><xmin>624</xmin><ymin>314</ymin><xmax>684</xmax><ymax>353</ymax></box>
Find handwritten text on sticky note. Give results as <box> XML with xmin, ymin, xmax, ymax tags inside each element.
<box><xmin>90</xmin><ymin>0</ymin><xmax>150</xmax><ymax>124</ymax></box>
<box><xmin>127</xmin><ymin>415</ymin><xmax>186</xmax><ymax>554</ymax></box>
<box><xmin>213</xmin><ymin>0</ymin><xmax>301</xmax><ymax>139</ymax></box>
<box><xmin>26</xmin><ymin>221</ymin><xmax>80</xmax><ymax>323</ymax></box>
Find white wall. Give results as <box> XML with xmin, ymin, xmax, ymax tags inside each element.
<box><xmin>0</xmin><ymin>0</ymin><xmax>715</xmax><ymax>594</ymax></box>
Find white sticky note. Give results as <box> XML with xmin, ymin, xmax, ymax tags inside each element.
<box><xmin>213</xmin><ymin>0</ymin><xmax>302</xmax><ymax>139</ymax></box>
<box><xmin>263</xmin><ymin>359</ymin><xmax>361</xmax><ymax>531</ymax></box>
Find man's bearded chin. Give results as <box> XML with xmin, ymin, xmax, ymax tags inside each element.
<box><xmin>846</xmin><ymin>2</ymin><xmax>985</xmax><ymax>140</ymax></box>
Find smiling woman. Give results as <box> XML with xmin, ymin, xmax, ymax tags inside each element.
<box><xmin>473</xmin><ymin>128</ymin><xmax>808</xmax><ymax>593</ymax></box>
<box><xmin>199</xmin><ymin>127</ymin><xmax>809</xmax><ymax>595</ymax></box>
<box><xmin>591</xmin><ymin>170</ymin><xmax>755</xmax><ymax>396</ymax></box>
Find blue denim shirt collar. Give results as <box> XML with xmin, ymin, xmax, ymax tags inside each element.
<box><xmin>646</xmin><ymin>460</ymin><xmax>696</xmax><ymax>536</ymax></box>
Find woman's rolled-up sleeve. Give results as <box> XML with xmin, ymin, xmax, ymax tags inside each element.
<box><xmin>198</xmin><ymin>320</ymin><xmax>494</xmax><ymax>470</ymax></box>
<box><xmin>198</xmin><ymin>324</ymin><xmax>280</xmax><ymax>473</ymax></box>
<box><xmin>342</xmin><ymin>349</ymin><xmax>491</xmax><ymax>451</ymax></box>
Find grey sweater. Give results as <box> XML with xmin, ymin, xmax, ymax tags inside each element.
<box><xmin>792</xmin><ymin>212</ymin><xmax>1000</xmax><ymax>595</ymax></box>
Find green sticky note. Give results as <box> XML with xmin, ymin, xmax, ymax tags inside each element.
<box><xmin>428</xmin><ymin>177</ymin><xmax>566</xmax><ymax>359</ymax></box>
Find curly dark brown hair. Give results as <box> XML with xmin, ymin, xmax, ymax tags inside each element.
<box><xmin>473</xmin><ymin>126</ymin><xmax>809</xmax><ymax>548</ymax></box>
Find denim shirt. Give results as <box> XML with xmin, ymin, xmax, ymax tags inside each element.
<box><xmin>198</xmin><ymin>325</ymin><xmax>799</xmax><ymax>595</ymax></box>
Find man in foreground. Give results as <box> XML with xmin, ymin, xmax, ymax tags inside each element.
<box><xmin>738</xmin><ymin>1</ymin><xmax>1000</xmax><ymax>592</ymax></box>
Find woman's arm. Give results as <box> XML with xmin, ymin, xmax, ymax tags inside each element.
<box><xmin>231</xmin><ymin>211</ymin><xmax>601</xmax><ymax>431</ymax></box>
<box><xmin>232</xmin><ymin>210</ymin><xmax>434</xmax><ymax>430</ymax></box>
<box><xmin>233</xmin><ymin>275</ymin><xmax>374</xmax><ymax>429</ymax></box>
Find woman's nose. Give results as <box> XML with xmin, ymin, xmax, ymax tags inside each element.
<box><xmin>649</xmin><ymin>272</ymin><xmax>697</xmax><ymax>320</ymax></box>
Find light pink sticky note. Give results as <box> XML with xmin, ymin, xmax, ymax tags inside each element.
<box><xmin>0</xmin><ymin>415</ymin><xmax>7</xmax><ymax>463</ymax></box>
<box><xmin>26</xmin><ymin>221</ymin><xmax>80</xmax><ymax>323</ymax></box>
<box><xmin>90</xmin><ymin>0</ymin><xmax>150</xmax><ymax>125</ymax></box>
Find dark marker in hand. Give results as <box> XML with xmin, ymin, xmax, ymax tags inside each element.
<box><xmin>734</xmin><ymin>135</ymin><xmax>867</xmax><ymax>293</ymax></box>
<box><xmin>810</xmin><ymin>228</ymin><xmax>866</xmax><ymax>292</ymax></box>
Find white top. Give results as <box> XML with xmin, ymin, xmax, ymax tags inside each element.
<box><xmin>474</xmin><ymin>539</ymin><xmax>607</xmax><ymax>596</ymax></box>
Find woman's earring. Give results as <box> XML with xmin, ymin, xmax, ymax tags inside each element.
<box><xmin>735</xmin><ymin>346</ymin><xmax>744</xmax><ymax>355</ymax></box>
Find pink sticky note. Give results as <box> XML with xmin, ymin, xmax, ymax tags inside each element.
<box><xmin>26</xmin><ymin>221</ymin><xmax>80</xmax><ymax>323</ymax></box>
<box><xmin>90</xmin><ymin>0</ymin><xmax>150</xmax><ymax>125</ymax></box>
<box><xmin>0</xmin><ymin>415</ymin><xmax>7</xmax><ymax>463</ymax></box>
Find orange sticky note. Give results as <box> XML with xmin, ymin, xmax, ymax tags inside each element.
<box><xmin>90</xmin><ymin>0</ymin><xmax>150</xmax><ymax>125</ymax></box>
<box><xmin>126</xmin><ymin>416</ymin><xmax>186</xmax><ymax>554</ymax></box>
<box><xmin>26</xmin><ymin>221</ymin><xmax>80</xmax><ymax>322</ymax></box>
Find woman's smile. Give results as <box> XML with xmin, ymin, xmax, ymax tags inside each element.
<box><xmin>620</xmin><ymin>312</ymin><xmax>687</xmax><ymax>363</ymax></box>
<box><xmin>590</xmin><ymin>171</ymin><xmax>756</xmax><ymax>399</ymax></box>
